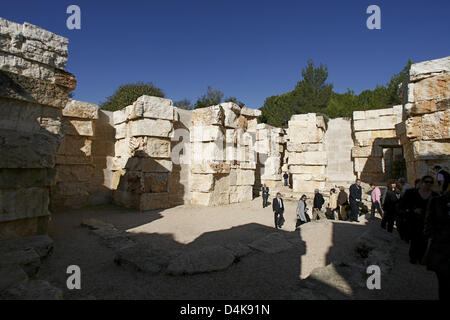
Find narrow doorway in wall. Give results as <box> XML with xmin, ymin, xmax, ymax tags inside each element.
<box><xmin>382</xmin><ymin>147</ymin><xmax>407</xmax><ymax>181</ymax></box>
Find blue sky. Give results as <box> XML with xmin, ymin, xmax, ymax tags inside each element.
<box><xmin>2</xmin><ymin>0</ymin><xmax>449</xmax><ymax>109</ymax></box>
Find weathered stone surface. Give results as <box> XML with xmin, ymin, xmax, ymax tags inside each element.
<box><xmin>0</xmin><ymin>187</ymin><xmax>49</xmax><ymax>222</ymax></box>
<box><xmin>129</xmin><ymin>118</ymin><xmax>173</xmax><ymax>137</ymax></box>
<box><xmin>57</xmin><ymin>136</ymin><xmax>92</xmax><ymax>157</ymax></box>
<box><xmin>125</xmin><ymin>157</ymin><xmax>172</xmax><ymax>173</ymax></box>
<box><xmin>249</xmin><ymin>233</ymin><xmax>293</xmax><ymax>254</ymax></box>
<box><xmin>166</xmin><ymin>245</ymin><xmax>236</xmax><ymax>275</ymax></box>
<box><xmin>143</xmin><ymin>172</ymin><xmax>169</xmax><ymax>193</ymax></box>
<box><xmin>353</xmin><ymin>116</ymin><xmax>400</xmax><ymax>132</ymax></box>
<box><xmin>412</xmin><ymin>140</ymin><xmax>450</xmax><ymax>160</ymax></box>
<box><xmin>409</xmin><ymin>56</ymin><xmax>450</xmax><ymax>81</ymax></box>
<box><xmin>0</xmin><ymin>70</ymin><xmax>71</xmax><ymax>108</ymax></box>
<box><xmin>0</xmin><ymin>129</ymin><xmax>60</xmax><ymax>168</ymax></box>
<box><xmin>0</xmin><ymin>18</ymin><xmax>68</xmax><ymax>69</ymax></box>
<box><xmin>240</xmin><ymin>107</ymin><xmax>261</xmax><ymax>118</ymax></box>
<box><xmin>0</xmin><ymin>265</ymin><xmax>28</xmax><ymax>293</ymax></box>
<box><xmin>0</xmin><ymin>169</ymin><xmax>55</xmax><ymax>189</ymax></box>
<box><xmin>0</xmin><ymin>235</ymin><xmax>53</xmax><ymax>259</ymax></box>
<box><xmin>292</xmin><ymin>178</ymin><xmax>325</xmax><ymax>193</ymax></box>
<box><xmin>289</xmin><ymin>152</ymin><xmax>327</xmax><ymax>165</ymax></box>
<box><xmin>405</xmin><ymin>99</ymin><xmax>450</xmax><ymax>116</ymax></box>
<box><xmin>191</xmin><ymin>142</ymin><xmax>225</xmax><ymax>162</ymax></box>
<box><xmin>190</xmin><ymin>125</ymin><xmax>224</xmax><ymax>142</ymax></box>
<box><xmin>62</xmin><ymin>100</ymin><xmax>98</xmax><ymax>119</ymax></box>
<box><xmin>190</xmin><ymin>174</ymin><xmax>214</xmax><ymax>192</ymax></box>
<box><xmin>140</xmin><ymin>192</ymin><xmax>170</xmax><ymax>211</ymax></box>
<box><xmin>1</xmin><ymin>280</ymin><xmax>63</xmax><ymax>300</ymax></box>
<box><xmin>351</xmin><ymin>145</ymin><xmax>383</xmax><ymax>158</ymax></box>
<box><xmin>411</xmin><ymin>73</ymin><xmax>450</xmax><ymax>102</ymax></box>
<box><xmin>62</xmin><ymin>118</ymin><xmax>94</xmax><ymax>136</ymax></box>
<box><xmin>142</xmin><ymin>137</ymin><xmax>171</xmax><ymax>158</ymax></box>
<box><xmin>114</xmin><ymin>244</ymin><xmax>173</xmax><ymax>274</ymax></box>
<box><xmin>133</xmin><ymin>95</ymin><xmax>174</xmax><ymax>120</ymax></box>
<box><xmin>230</xmin><ymin>185</ymin><xmax>253</xmax><ymax>203</ymax></box>
<box><xmin>191</xmin><ymin>105</ymin><xmax>224</xmax><ymax>126</ymax></box>
<box><xmin>354</xmin><ymin>129</ymin><xmax>398</xmax><ymax>146</ymax></box>
<box><xmin>421</xmin><ymin>110</ymin><xmax>449</xmax><ymax>140</ymax></box>
<box><xmin>236</xmin><ymin>169</ymin><xmax>255</xmax><ymax>186</ymax></box>
<box><xmin>220</xmin><ymin>102</ymin><xmax>240</xmax><ymax>128</ymax></box>
<box><xmin>0</xmin><ymin>248</ymin><xmax>40</xmax><ymax>277</ymax></box>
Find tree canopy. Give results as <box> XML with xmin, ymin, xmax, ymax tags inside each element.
<box><xmin>259</xmin><ymin>59</ymin><xmax>412</xmax><ymax>126</ymax></box>
<box><xmin>100</xmin><ymin>82</ymin><xmax>164</xmax><ymax>111</ymax></box>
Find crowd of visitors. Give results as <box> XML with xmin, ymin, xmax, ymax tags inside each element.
<box><xmin>263</xmin><ymin>164</ymin><xmax>450</xmax><ymax>300</ymax></box>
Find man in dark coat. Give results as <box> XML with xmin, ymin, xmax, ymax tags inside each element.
<box><xmin>424</xmin><ymin>185</ymin><xmax>450</xmax><ymax>300</ymax></box>
<box><xmin>349</xmin><ymin>179</ymin><xmax>362</xmax><ymax>222</ymax></box>
<box><xmin>313</xmin><ymin>189</ymin><xmax>326</xmax><ymax>220</ymax></box>
<box><xmin>283</xmin><ymin>172</ymin><xmax>289</xmax><ymax>187</ymax></box>
<box><xmin>272</xmin><ymin>192</ymin><xmax>285</xmax><ymax>229</ymax></box>
<box><xmin>262</xmin><ymin>184</ymin><xmax>270</xmax><ymax>208</ymax></box>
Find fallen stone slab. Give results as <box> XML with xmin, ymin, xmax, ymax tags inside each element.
<box><xmin>115</xmin><ymin>244</ymin><xmax>176</xmax><ymax>274</ymax></box>
<box><xmin>0</xmin><ymin>265</ymin><xmax>28</xmax><ymax>293</ymax></box>
<box><xmin>248</xmin><ymin>232</ymin><xmax>293</xmax><ymax>254</ymax></box>
<box><xmin>81</xmin><ymin>218</ymin><xmax>115</xmax><ymax>230</ymax></box>
<box><xmin>0</xmin><ymin>249</ymin><xmax>41</xmax><ymax>277</ymax></box>
<box><xmin>167</xmin><ymin>245</ymin><xmax>236</xmax><ymax>275</ymax></box>
<box><xmin>82</xmin><ymin>218</ymin><xmax>136</xmax><ymax>251</ymax></box>
<box><xmin>0</xmin><ymin>235</ymin><xmax>54</xmax><ymax>260</ymax></box>
<box><xmin>1</xmin><ymin>280</ymin><xmax>63</xmax><ymax>300</ymax></box>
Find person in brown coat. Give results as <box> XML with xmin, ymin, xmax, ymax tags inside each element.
<box><xmin>337</xmin><ymin>186</ymin><xmax>349</xmax><ymax>220</ymax></box>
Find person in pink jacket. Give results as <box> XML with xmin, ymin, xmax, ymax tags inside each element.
<box><xmin>370</xmin><ymin>183</ymin><xmax>383</xmax><ymax>219</ymax></box>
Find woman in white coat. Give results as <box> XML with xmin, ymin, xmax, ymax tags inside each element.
<box><xmin>296</xmin><ymin>194</ymin><xmax>309</xmax><ymax>229</ymax></box>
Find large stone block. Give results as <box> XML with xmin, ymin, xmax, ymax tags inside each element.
<box><xmin>353</xmin><ymin>116</ymin><xmax>400</xmax><ymax>132</ymax></box>
<box><xmin>57</xmin><ymin>136</ymin><xmax>92</xmax><ymax>157</ymax></box>
<box><xmin>129</xmin><ymin>119</ymin><xmax>173</xmax><ymax>137</ymax></box>
<box><xmin>0</xmin><ymin>129</ymin><xmax>60</xmax><ymax>168</ymax></box>
<box><xmin>354</xmin><ymin>130</ymin><xmax>398</xmax><ymax>146</ymax></box>
<box><xmin>143</xmin><ymin>173</ymin><xmax>169</xmax><ymax>193</ymax></box>
<box><xmin>411</xmin><ymin>74</ymin><xmax>450</xmax><ymax>102</ymax></box>
<box><xmin>405</xmin><ymin>99</ymin><xmax>450</xmax><ymax>116</ymax></box>
<box><xmin>409</xmin><ymin>56</ymin><xmax>450</xmax><ymax>82</ymax></box>
<box><xmin>289</xmin><ymin>151</ymin><xmax>327</xmax><ymax>166</ymax></box>
<box><xmin>351</xmin><ymin>145</ymin><xmax>383</xmax><ymax>158</ymax></box>
<box><xmin>0</xmin><ymin>188</ymin><xmax>49</xmax><ymax>222</ymax></box>
<box><xmin>292</xmin><ymin>177</ymin><xmax>325</xmax><ymax>193</ymax></box>
<box><xmin>421</xmin><ymin>110</ymin><xmax>450</xmax><ymax>140</ymax></box>
<box><xmin>240</xmin><ymin>107</ymin><xmax>261</xmax><ymax>118</ymax></box>
<box><xmin>190</xmin><ymin>174</ymin><xmax>214</xmax><ymax>192</ymax></box>
<box><xmin>191</xmin><ymin>105</ymin><xmax>224</xmax><ymax>126</ymax></box>
<box><xmin>230</xmin><ymin>185</ymin><xmax>253</xmax><ymax>203</ymax></box>
<box><xmin>353</xmin><ymin>157</ymin><xmax>383</xmax><ymax>173</ymax></box>
<box><xmin>289</xmin><ymin>165</ymin><xmax>326</xmax><ymax>175</ymax></box>
<box><xmin>142</xmin><ymin>138</ymin><xmax>171</xmax><ymax>158</ymax></box>
<box><xmin>190</xmin><ymin>125</ymin><xmax>225</xmax><ymax>142</ymax></box>
<box><xmin>190</xmin><ymin>161</ymin><xmax>231</xmax><ymax>174</ymax></box>
<box><xmin>220</xmin><ymin>102</ymin><xmax>240</xmax><ymax>128</ymax></box>
<box><xmin>132</xmin><ymin>95</ymin><xmax>174</xmax><ymax>121</ymax></box>
<box><xmin>62</xmin><ymin>118</ymin><xmax>94</xmax><ymax>137</ymax></box>
<box><xmin>62</xmin><ymin>100</ymin><xmax>98</xmax><ymax>119</ymax></box>
<box><xmin>236</xmin><ymin>169</ymin><xmax>255</xmax><ymax>186</ymax></box>
<box><xmin>0</xmin><ymin>169</ymin><xmax>55</xmax><ymax>189</ymax></box>
<box><xmin>412</xmin><ymin>141</ymin><xmax>450</xmax><ymax>160</ymax></box>
<box><xmin>191</xmin><ymin>142</ymin><xmax>224</xmax><ymax>162</ymax></box>
<box><xmin>0</xmin><ymin>98</ymin><xmax>62</xmax><ymax>135</ymax></box>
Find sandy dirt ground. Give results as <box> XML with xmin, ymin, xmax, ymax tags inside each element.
<box><xmin>37</xmin><ymin>197</ymin><xmax>439</xmax><ymax>300</ymax></box>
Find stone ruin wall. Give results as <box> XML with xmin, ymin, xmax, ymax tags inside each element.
<box><xmin>0</xmin><ymin>17</ymin><xmax>448</xmax><ymax>240</ymax></box>
<box><xmin>50</xmin><ymin>101</ymin><xmax>116</xmax><ymax>210</ymax></box>
<box><xmin>111</xmin><ymin>96</ymin><xmax>178</xmax><ymax>211</ymax></box>
<box><xmin>396</xmin><ymin>56</ymin><xmax>450</xmax><ymax>182</ymax></box>
<box><xmin>287</xmin><ymin>113</ymin><xmax>328</xmax><ymax>194</ymax></box>
<box><xmin>189</xmin><ymin>103</ymin><xmax>261</xmax><ymax>206</ymax></box>
<box><xmin>0</xmin><ymin>18</ymin><xmax>75</xmax><ymax>239</ymax></box>
<box><xmin>351</xmin><ymin>106</ymin><xmax>403</xmax><ymax>184</ymax></box>
<box><xmin>255</xmin><ymin>124</ymin><xmax>287</xmax><ymax>196</ymax></box>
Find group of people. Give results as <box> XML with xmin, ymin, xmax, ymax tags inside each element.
<box><xmin>368</xmin><ymin>165</ymin><xmax>450</xmax><ymax>300</ymax></box>
<box><xmin>262</xmin><ymin>165</ymin><xmax>450</xmax><ymax>300</ymax></box>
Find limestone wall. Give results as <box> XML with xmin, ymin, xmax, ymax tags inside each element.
<box><xmin>351</xmin><ymin>106</ymin><xmax>403</xmax><ymax>184</ymax></box>
<box><xmin>287</xmin><ymin>113</ymin><xmax>327</xmax><ymax>193</ymax></box>
<box><xmin>396</xmin><ymin>56</ymin><xmax>450</xmax><ymax>182</ymax></box>
<box><xmin>50</xmin><ymin>101</ymin><xmax>116</xmax><ymax>210</ymax></box>
<box><xmin>111</xmin><ymin>96</ymin><xmax>178</xmax><ymax>211</ymax></box>
<box><xmin>0</xmin><ymin>18</ymin><xmax>75</xmax><ymax>239</ymax></box>
<box><xmin>190</xmin><ymin>103</ymin><xmax>260</xmax><ymax>206</ymax></box>
<box><xmin>255</xmin><ymin>123</ymin><xmax>286</xmax><ymax>195</ymax></box>
<box><xmin>324</xmin><ymin>118</ymin><xmax>356</xmax><ymax>186</ymax></box>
